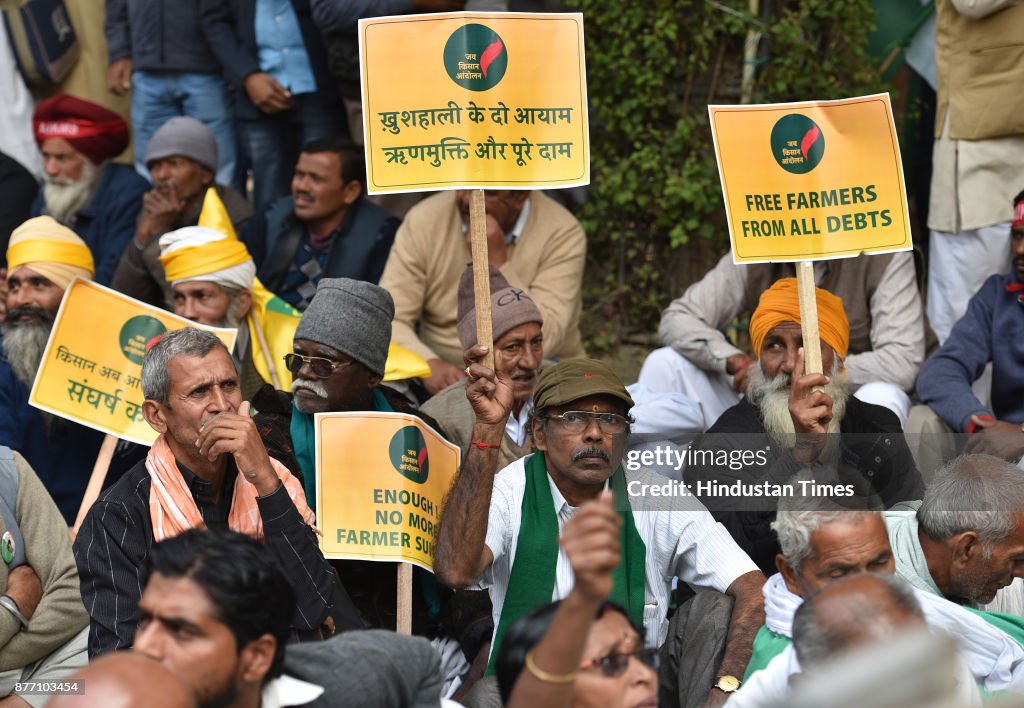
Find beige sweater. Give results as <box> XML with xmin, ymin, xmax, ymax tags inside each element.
<box><xmin>379</xmin><ymin>191</ymin><xmax>587</xmax><ymax>365</ymax></box>
<box><xmin>0</xmin><ymin>452</ymin><xmax>88</xmax><ymax>671</ymax></box>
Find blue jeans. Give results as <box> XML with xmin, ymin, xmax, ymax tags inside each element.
<box><xmin>131</xmin><ymin>71</ymin><xmax>239</xmax><ymax>189</ymax></box>
<box><xmin>238</xmin><ymin>93</ymin><xmax>341</xmax><ymax>218</ymax></box>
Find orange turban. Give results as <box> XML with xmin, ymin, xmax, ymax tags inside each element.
<box><xmin>748</xmin><ymin>278</ymin><xmax>849</xmax><ymax>358</ymax></box>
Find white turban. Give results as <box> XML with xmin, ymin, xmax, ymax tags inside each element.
<box><xmin>158</xmin><ymin>226</ymin><xmax>256</xmax><ymax>292</ymax></box>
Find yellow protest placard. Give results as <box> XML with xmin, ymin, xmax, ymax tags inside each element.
<box><xmin>358</xmin><ymin>12</ymin><xmax>588</xmax><ymax>193</ymax></box>
<box><xmin>29</xmin><ymin>279</ymin><xmax>237</xmax><ymax>445</ymax></box>
<box><xmin>708</xmin><ymin>93</ymin><xmax>912</xmax><ymax>263</ymax></box>
<box><xmin>315</xmin><ymin>412</ymin><xmax>460</xmax><ymax>570</ymax></box>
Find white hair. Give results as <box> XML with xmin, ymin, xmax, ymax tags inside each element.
<box><xmin>918</xmin><ymin>454</ymin><xmax>1024</xmax><ymax>556</ymax></box>
<box><xmin>773</xmin><ymin>471</ymin><xmax>882</xmax><ymax>572</ymax></box>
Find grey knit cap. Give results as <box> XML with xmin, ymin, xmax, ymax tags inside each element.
<box><xmin>145</xmin><ymin>116</ymin><xmax>218</xmax><ymax>173</ymax></box>
<box><xmin>295</xmin><ymin>278</ymin><xmax>394</xmax><ymax>376</ymax></box>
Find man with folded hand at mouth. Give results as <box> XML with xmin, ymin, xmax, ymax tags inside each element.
<box><xmin>74</xmin><ymin>327</ymin><xmax>340</xmax><ymax>656</ymax></box>
<box><xmin>0</xmin><ymin>216</ymin><xmax>141</xmax><ymax>524</ymax></box>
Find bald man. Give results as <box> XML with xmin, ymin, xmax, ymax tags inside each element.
<box><xmin>0</xmin><ymin>217</ymin><xmax>140</xmax><ymax>523</ymax></box>
<box><xmin>48</xmin><ymin>652</ymin><xmax>195</xmax><ymax>708</ymax></box>
<box><xmin>686</xmin><ymin>279</ymin><xmax>924</xmax><ymax>574</ymax></box>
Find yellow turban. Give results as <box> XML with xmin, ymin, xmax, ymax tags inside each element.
<box><xmin>158</xmin><ymin>226</ymin><xmax>255</xmax><ymax>289</ymax></box>
<box><xmin>749</xmin><ymin>277</ymin><xmax>849</xmax><ymax>358</ymax></box>
<box><xmin>6</xmin><ymin>216</ymin><xmax>94</xmax><ymax>289</ymax></box>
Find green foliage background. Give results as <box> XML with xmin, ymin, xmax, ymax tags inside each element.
<box><xmin>569</xmin><ymin>0</ymin><xmax>882</xmax><ymax>354</ymax></box>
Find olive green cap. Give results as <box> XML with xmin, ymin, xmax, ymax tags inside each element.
<box><xmin>533</xmin><ymin>359</ymin><xmax>634</xmax><ymax>412</ymax></box>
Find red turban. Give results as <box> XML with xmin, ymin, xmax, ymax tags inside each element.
<box><xmin>32</xmin><ymin>94</ymin><xmax>129</xmax><ymax>165</ymax></box>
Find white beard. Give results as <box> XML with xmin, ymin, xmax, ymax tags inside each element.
<box><xmin>746</xmin><ymin>362</ymin><xmax>848</xmax><ymax>464</ymax></box>
<box><xmin>43</xmin><ymin>161</ymin><xmax>98</xmax><ymax>225</ymax></box>
<box><xmin>2</xmin><ymin>317</ymin><xmax>53</xmax><ymax>389</ymax></box>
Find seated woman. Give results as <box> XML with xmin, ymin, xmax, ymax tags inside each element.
<box><xmin>494</xmin><ymin>491</ymin><xmax>659</xmax><ymax>707</ymax></box>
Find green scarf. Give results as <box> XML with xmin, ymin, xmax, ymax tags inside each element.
<box><xmin>485</xmin><ymin>451</ymin><xmax>647</xmax><ymax>674</ymax></box>
<box><xmin>744</xmin><ymin>626</ymin><xmax>792</xmax><ymax>680</ymax></box>
<box><xmin>290</xmin><ymin>389</ymin><xmax>394</xmax><ymax>509</ymax></box>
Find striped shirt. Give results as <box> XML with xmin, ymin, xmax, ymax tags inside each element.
<box><xmin>478</xmin><ymin>455</ymin><xmax>759</xmax><ymax>647</ymax></box>
<box><xmin>73</xmin><ymin>458</ymin><xmax>339</xmax><ymax>657</ymax></box>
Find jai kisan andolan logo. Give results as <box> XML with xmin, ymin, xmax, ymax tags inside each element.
<box><xmin>443</xmin><ymin>24</ymin><xmax>508</xmax><ymax>91</ymax></box>
<box><xmin>119</xmin><ymin>316</ymin><xmax>167</xmax><ymax>365</ymax></box>
<box><xmin>770</xmin><ymin>114</ymin><xmax>825</xmax><ymax>174</ymax></box>
<box><xmin>389</xmin><ymin>426</ymin><xmax>429</xmax><ymax>484</ymax></box>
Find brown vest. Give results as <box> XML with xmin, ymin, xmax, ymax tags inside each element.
<box><xmin>742</xmin><ymin>255</ymin><xmax>893</xmax><ymax>356</ymax></box>
<box><xmin>934</xmin><ymin>0</ymin><xmax>1024</xmax><ymax>140</ymax></box>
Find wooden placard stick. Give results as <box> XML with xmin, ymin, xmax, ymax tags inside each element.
<box><xmin>397</xmin><ymin>562</ymin><xmax>413</xmax><ymax>635</ymax></box>
<box><xmin>469</xmin><ymin>189</ymin><xmax>495</xmax><ymax>370</ymax></box>
<box><xmin>795</xmin><ymin>261</ymin><xmax>824</xmax><ymax>388</ymax></box>
<box><xmin>71</xmin><ymin>433</ymin><xmax>118</xmax><ymax>539</ymax></box>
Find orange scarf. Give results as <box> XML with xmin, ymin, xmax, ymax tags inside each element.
<box><xmin>146</xmin><ymin>435</ymin><xmax>316</xmax><ymax>542</ymax></box>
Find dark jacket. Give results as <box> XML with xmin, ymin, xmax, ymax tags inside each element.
<box><xmin>0</xmin><ymin>154</ymin><xmax>37</xmax><ymax>266</ymax></box>
<box><xmin>199</xmin><ymin>0</ymin><xmax>340</xmax><ymax>121</ymax></box>
<box><xmin>108</xmin><ymin>183</ymin><xmax>252</xmax><ymax>308</ymax></box>
<box><xmin>688</xmin><ymin>397</ymin><xmax>925</xmax><ymax>575</ymax></box>
<box><xmin>247</xmin><ymin>195</ymin><xmax>397</xmax><ymax>297</ymax></box>
<box><xmin>31</xmin><ymin>163</ymin><xmax>150</xmax><ymax>286</ymax></box>
<box><xmin>917</xmin><ymin>271</ymin><xmax>1024</xmax><ymax>431</ymax></box>
<box><xmin>105</xmin><ymin>0</ymin><xmax>221</xmax><ymax>73</ymax></box>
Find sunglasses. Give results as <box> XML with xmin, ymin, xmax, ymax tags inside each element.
<box><xmin>579</xmin><ymin>647</ymin><xmax>660</xmax><ymax>677</ymax></box>
<box><xmin>284</xmin><ymin>352</ymin><xmax>355</xmax><ymax>379</ymax></box>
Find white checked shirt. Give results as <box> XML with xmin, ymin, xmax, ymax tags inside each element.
<box><xmin>477</xmin><ymin>454</ymin><xmax>758</xmax><ymax>648</ymax></box>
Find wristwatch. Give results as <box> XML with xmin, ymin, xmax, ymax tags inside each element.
<box><xmin>714</xmin><ymin>675</ymin><xmax>742</xmax><ymax>693</ymax></box>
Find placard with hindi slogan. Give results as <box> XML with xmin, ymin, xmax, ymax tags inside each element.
<box><xmin>28</xmin><ymin>279</ymin><xmax>237</xmax><ymax>446</ymax></box>
<box><xmin>358</xmin><ymin>12</ymin><xmax>589</xmax><ymax>193</ymax></box>
<box><xmin>708</xmin><ymin>93</ymin><xmax>912</xmax><ymax>263</ymax></box>
<box><xmin>315</xmin><ymin>412</ymin><xmax>460</xmax><ymax>570</ymax></box>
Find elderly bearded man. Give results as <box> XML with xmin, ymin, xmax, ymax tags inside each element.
<box><xmin>73</xmin><ymin>327</ymin><xmax>340</xmax><ymax>656</ymax></box>
<box><xmin>29</xmin><ymin>95</ymin><xmax>149</xmax><ymax>285</ymax></box>
<box><xmin>724</xmin><ymin>492</ymin><xmax>1024</xmax><ymax>707</ymax></box>
<box><xmin>435</xmin><ymin>358</ymin><xmax>765</xmax><ymax>705</ymax></box>
<box><xmin>0</xmin><ymin>217</ymin><xmax>142</xmax><ymax>523</ymax></box>
<box><xmin>687</xmin><ymin>278</ymin><xmax>925</xmax><ymax>574</ymax></box>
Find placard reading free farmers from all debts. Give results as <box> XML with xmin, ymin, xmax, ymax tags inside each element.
<box><xmin>315</xmin><ymin>412</ymin><xmax>459</xmax><ymax>570</ymax></box>
<box><xmin>708</xmin><ymin>94</ymin><xmax>912</xmax><ymax>263</ymax></box>
<box><xmin>358</xmin><ymin>12</ymin><xmax>589</xmax><ymax>193</ymax></box>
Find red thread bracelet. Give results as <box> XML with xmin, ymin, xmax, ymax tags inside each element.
<box><xmin>733</xmin><ymin>358</ymin><xmax>753</xmax><ymax>374</ymax></box>
<box><xmin>471</xmin><ymin>441</ymin><xmax>501</xmax><ymax>450</ymax></box>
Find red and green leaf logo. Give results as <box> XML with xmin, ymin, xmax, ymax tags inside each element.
<box><xmin>770</xmin><ymin>114</ymin><xmax>825</xmax><ymax>174</ymax></box>
<box><xmin>388</xmin><ymin>426</ymin><xmax>429</xmax><ymax>484</ymax></box>
<box><xmin>443</xmin><ymin>24</ymin><xmax>508</xmax><ymax>91</ymax></box>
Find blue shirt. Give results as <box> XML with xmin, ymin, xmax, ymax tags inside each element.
<box><xmin>254</xmin><ymin>0</ymin><xmax>316</xmax><ymax>95</ymax></box>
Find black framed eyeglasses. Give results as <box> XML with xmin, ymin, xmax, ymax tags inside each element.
<box><xmin>579</xmin><ymin>647</ymin><xmax>660</xmax><ymax>677</ymax></box>
<box><xmin>283</xmin><ymin>352</ymin><xmax>355</xmax><ymax>379</ymax></box>
<box><xmin>546</xmin><ymin>411</ymin><xmax>631</xmax><ymax>434</ymax></box>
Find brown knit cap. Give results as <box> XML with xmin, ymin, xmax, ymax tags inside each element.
<box><xmin>456</xmin><ymin>264</ymin><xmax>544</xmax><ymax>349</ymax></box>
